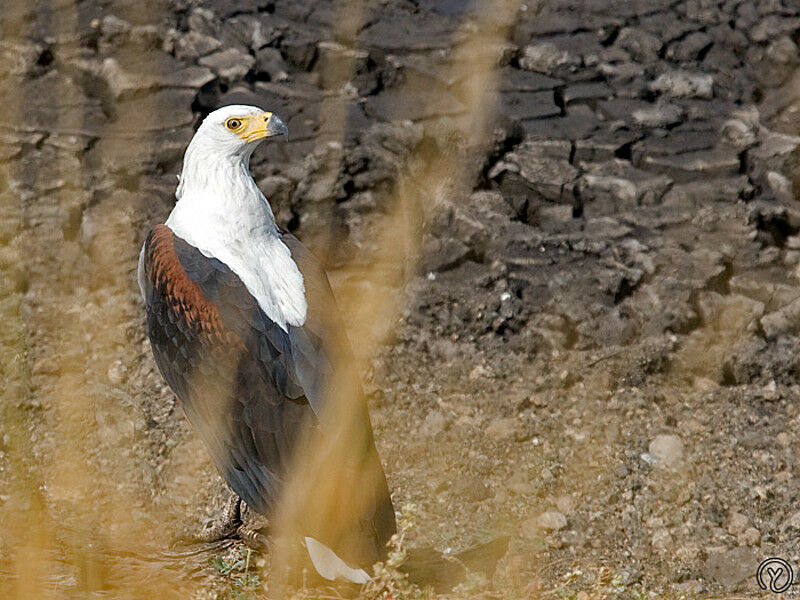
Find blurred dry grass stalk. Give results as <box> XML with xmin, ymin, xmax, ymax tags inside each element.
<box><xmin>271</xmin><ymin>0</ymin><xmax>522</xmax><ymax>594</ymax></box>
<box><xmin>0</xmin><ymin>0</ymin><xmax>523</xmax><ymax>598</ymax></box>
<box><xmin>1</xmin><ymin>0</ymin><xmax>193</xmax><ymax>598</ymax></box>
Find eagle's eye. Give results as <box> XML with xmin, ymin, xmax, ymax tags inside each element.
<box><xmin>225</xmin><ymin>118</ymin><xmax>242</xmax><ymax>131</ymax></box>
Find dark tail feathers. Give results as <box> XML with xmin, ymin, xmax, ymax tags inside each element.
<box><xmin>398</xmin><ymin>536</ymin><xmax>509</xmax><ymax>592</ymax></box>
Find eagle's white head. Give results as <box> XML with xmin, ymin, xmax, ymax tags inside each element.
<box><xmin>176</xmin><ymin>104</ymin><xmax>288</xmax><ymax>201</ymax></box>
<box><xmin>189</xmin><ymin>104</ymin><xmax>289</xmax><ymax>159</ymax></box>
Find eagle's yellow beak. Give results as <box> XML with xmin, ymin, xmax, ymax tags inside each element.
<box><xmin>238</xmin><ymin>112</ymin><xmax>289</xmax><ymax>142</ymax></box>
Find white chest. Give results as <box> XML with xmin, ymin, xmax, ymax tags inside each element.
<box><xmin>165</xmin><ymin>199</ymin><xmax>307</xmax><ymax>331</ymax></box>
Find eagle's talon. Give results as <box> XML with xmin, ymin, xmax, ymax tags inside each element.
<box><xmin>193</xmin><ymin>493</ymin><xmax>242</xmax><ymax>543</ymax></box>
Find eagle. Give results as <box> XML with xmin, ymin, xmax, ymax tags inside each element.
<box><xmin>137</xmin><ymin>105</ymin><xmax>396</xmax><ymax>583</ymax></box>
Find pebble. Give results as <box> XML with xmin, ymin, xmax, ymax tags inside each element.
<box><xmin>650</xmin><ymin>71</ymin><xmax>714</xmax><ymax>99</ymax></box>
<box><xmin>651</xmin><ymin>527</ymin><xmax>672</xmax><ymax>552</ymax></box>
<box><xmin>693</xmin><ymin>376</ymin><xmax>718</xmax><ymax>392</ymax></box>
<box><xmin>528</xmin><ymin>394</ymin><xmax>547</xmax><ymax>407</ymax></box>
<box><xmin>727</xmin><ymin>512</ymin><xmax>750</xmax><ymax>536</ymax></box>
<box><xmin>537</xmin><ymin>511</ymin><xmax>568</xmax><ymax>531</ymax></box>
<box><xmin>781</xmin><ymin>510</ymin><xmax>800</xmax><ymax>530</ymax></box>
<box><xmin>648</xmin><ymin>434</ymin><xmax>684</xmax><ymax>466</ymax></box>
<box><xmin>738</xmin><ymin>527</ymin><xmax>760</xmax><ymax>546</ymax></box>
<box><xmin>468</xmin><ymin>364</ymin><xmax>493</xmax><ymax>380</ymax></box>
<box><xmin>519</xmin><ymin>43</ymin><xmax>576</xmax><ymax>73</ymax></box>
<box><xmin>419</xmin><ymin>410</ymin><xmax>448</xmax><ymax>438</ymax></box>
<box><xmin>198</xmin><ymin>48</ymin><xmax>255</xmax><ymax>80</ymax></box>
<box><xmin>555</xmin><ymin>495</ymin><xmax>575</xmax><ymax>515</ymax></box>
<box><xmin>632</xmin><ymin>102</ymin><xmax>684</xmax><ymax>128</ymax></box>
<box><xmin>108</xmin><ymin>360</ymin><xmax>128</xmax><ymax>385</ymax></box>
<box><xmin>704</xmin><ymin>547</ymin><xmax>760</xmax><ymax>591</ymax></box>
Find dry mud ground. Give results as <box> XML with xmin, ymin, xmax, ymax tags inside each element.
<box><xmin>3</xmin><ymin>0</ymin><xmax>800</xmax><ymax>598</ymax></box>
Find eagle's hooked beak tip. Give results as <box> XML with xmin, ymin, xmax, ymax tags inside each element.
<box><xmin>265</xmin><ymin>113</ymin><xmax>289</xmax><ymax>141</ymax></box>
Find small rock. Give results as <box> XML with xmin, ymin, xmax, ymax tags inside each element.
<box><xmin>673</xmin><ymin>580</ymin><xmax>704</xmax><ymax>595</ymax></box>
<box><xmin>739</xmin><ymin>527</ymin><xmax>760</xmax><ymax>546</ymax></box>
<box><xmin>766</xmin><ymin>36</ymin><xmax>799</xmax><ymax>65</ymax></box>
<box><xmin>106</xmin><ymin>360</ymin><xmax>126</xmax><ymax>385</ymax></box>
<box><xmin>781</xmin><ymin>511</ymin><xmax>800</xmax><ymax>531</ymax></box>
<box><xmin>537</xmin><ymin>511</ymin><xmax>567</xmax><ymax>531</ymax></box>
<box><xmin>750</xmin><ymin>15</ymin><xmax>800</xmax><ymax>43</ymax></box>
<box><xmin>489</xmin><ymin>140</ymin><xmax>578</xmax><ymax>202</ymax></box>
<box><xmin>615</xmin><ymin>27</ymin><xmax>662</xmax><ymax>62</ymax></box>
<box><xmin>528</xmin><ymin>394</ymin><xmax>547</xmax><ymax>408</ymax></box>
<box><xmin>97</xmin><ymin>57</ymin><xmax>154</xmax><ymax>99</ymax></box>
<box><xmin>174</xmin><ymin>31</ymin><xmax>222</xmax><ymax>61</ymax></box>
<box><xmin>639</xmin><ymin>149</ymin><xmax>740</xmax><ymax>180</ymax></box>
<box><xmin>255</xmin><ymin>46</ymin><xmax>289</xmax><ymax>81</ymax></box>
<box><xmin>676</xmin><ymin>543</ymin><xmax>701</xmax><ymax>563</ymax></box>
<box><xmin>613</xmin><ymin>463</ymin><xmax>629</xmax><ymax>478</ymax></box>
<box><xmin>469</xmin><ymin>364</ymin><xmax>493</xmax><ymax>380</ymax></box>
<box><xmin>651</xmin><ymin>527</ymin><xmax>672</xmax><ymax>553</ymax></box>
<box><xmin>761</xmin><ymin>297</ymin><xmax>800</xmax><ymax>337</ymax></box>
<box><xmin>421</xmin><ymin>236</ymin><xmax>471</xmax><ymax>273</ymax></box>
<box><xmin>767</xmin><ymin>171</ymin><xmax>793</xmax><ymax>202</ymax></box>
<box><xmin>519</xmin><ymin>43</ymin><xmax>577</xmax><ymax>73</ymax></box>
<box><xmin>420</xmin><ymin>410</ymin><xmax>448</xmax><ymax>438</ymax></box>
<box><xmin>721</xmin><ymin>118</ymin><xmax>758</xmax><ymax>148</ymax></box>
<box><xmin>727</xmin><ymin>512</ymin><xmax>750</xmax><ymax>536</ymax></box>
<box><xmin>280</xmin><ymin>35</ymin><xmax>318</xmax><ymax>70</ymax></box>
<box><xmin>648</xmin><ymin>434</ymin><xmax>684</xmax><ymax>466</ymax></box>
<box><xmin>650</xmin><ymin>70</ymin><xmax>714</xmax><ymax>99</ymax></box>
<box><xmin>555</xmin><ymin>495</ymin><xmax>575</xmax><ymax>515</ymax></box>
<box><xmin>560</xmin><ymin>529</ymin><xmax>586</xmax><ymax>549</ymax></box>
<box><xmin>692</xmin><ymin>377</ymin><xmax>718</xmax><ymax>392</ymax></box>
<box><xmin>704</xmin><ymin>547</ymin><xmax>760</xmax><ymax>591</ymax></box>
<box><xmin>199</xmin><ymin>48</ymin><xmax>255</xmax><ymax>81</ymax></box>
<box><xmin>577</xmin><ymin>160</ymin><xmax>672</xmax><ymax>212</ymax></box>
<box><xmin>632</xmin><ymin>102</ymin><xmax>684</xmax><ymax>128</ymax></box>
<box><xmin>666</xmin><ymin>31</ymin><xmax>712</xmax><ymax>61</ymax></box>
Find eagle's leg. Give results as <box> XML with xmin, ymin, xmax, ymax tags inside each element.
<box><xmin>236</xmin><ymin>524</ymin><xmax>270</xmax><ymax>551</ymax></box>
<box><xmin>236</xmin><ymin>502</ymin><xmax>270</xmax><ymax>551</ymax></box>
<box><xmin>196</xmin><ymin>492</ymin><xmax>242</xmax><ymax>542</ymax></box>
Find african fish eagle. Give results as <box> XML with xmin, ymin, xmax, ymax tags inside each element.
<box><xmin>137</xmin><ymin>105</ymin><xmax>396</xmax><ymax>583</ymax></box>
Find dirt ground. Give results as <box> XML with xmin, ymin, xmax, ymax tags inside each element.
<box><xmin>3</xmin><ymin>0</ymin><xmax>800</xmax><ymax>598</ymax></box>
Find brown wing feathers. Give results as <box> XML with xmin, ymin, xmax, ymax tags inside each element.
<box><xmin>144</xmin><ymin>225</ymin><xmax>234</xmax><ymax>341</ymax></box>
<box><xmin>142</xmin><ymin>225</ymin><xmax>302</xmax><ymax>513</ymax></box>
